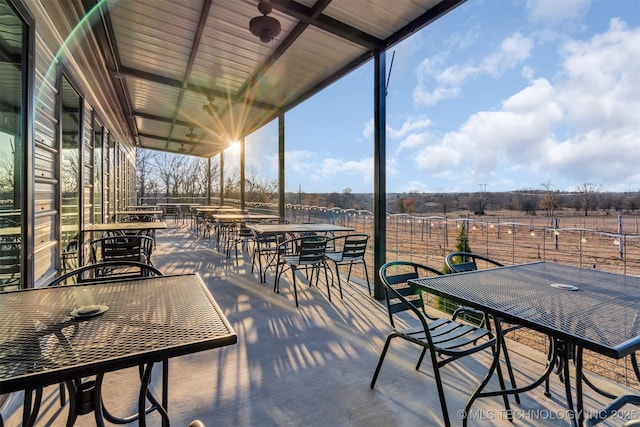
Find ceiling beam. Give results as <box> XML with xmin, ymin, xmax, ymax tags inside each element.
<box><xmin>82</xmin><ymin>0</ymin><xmax>139</xmax><ymax>143</ymax></box>
<box><xmin>245</xmin><ymin>0</ymin><xmax>467</xmax><ymax>137</ymax></box>
<box><xmin>163</xmin><ymin>0</ymin><xmax>213</xmax><ymax>151</ymax></box>
<box><xmin>116</xmin><ymin>65</ymin><xmax>278</xmax><ymax>111</ymax></box>
<box><xmin>270</xmin><ymin>0</ymin><xmax>382</xmax><ymax>50</ymax></box>
<box><xmin>384</xmin><ymin>0</ymin><xmax>467</xmax><ymax>48</ymax></box>
<box><xmin>238</xmin><ymin>0</ymin><xmax>332</xmax><ymax>109</ymax></box>
<box><xmin>132</xmin><ymin>110</ymin><xmax>198</xmax><ymax>128</ymax></box>
<box><xmin>138</xmin><ymin>131</ymin><xmax>225</xmax><ymax>148</ymax></box>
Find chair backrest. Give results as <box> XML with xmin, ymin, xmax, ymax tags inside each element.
<box><xmin>0</xmin><ymin>241</ymin><xmax>21</xmax><ymax>288</ymax></box>
<box><xmin>281</xmin><ymin>235</ymin><xmax>328</xmax><ymax>265</ymax></box>
<box><xmin>379</xmin><ymin>261</ymin><xmax>443</xmax><ymax>328</ymax></box>
<box><xmin>48</xmin><ymin>260</ymin><xmax>163</xmax><ymax>287</ymax></box>
<box><xmin>331</xmin><ymin>233</ymin><xmax>369</xmax><ymax>261</ymax></box>
<box><xmin>90</xmin><ymin>235</ymin><xmax>154</xmax><ymax>264</ymax></box>
<box><xmin>238</xmin><ymin>221</ymin><xmax>257</xmax><ymax>237</ymax></box>
<box><xmin>298</xmin><ymin>235</ymin><xmax>328</xmax><ymax>264</ymax></box>
<box><xmin>253</xmin><ymin>229</ymin><xmax>286</xmax><ymax>247</ymax></box>
<box><xmin>62</xmin><ymin>237</ymin><xmax>79</xmax><ymax>272</ymax></box>
<box><xmin>445</xmin><ymin>251</ymin><xmax>503</xmax><ymax>273</ymax></box>
<box><xmin>164</xmin><ymin>205</ymin><xmax>180</xmax><ymax>218</ymax></box>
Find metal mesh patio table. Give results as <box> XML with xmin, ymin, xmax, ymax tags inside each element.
<box><xmin>0</xmin><ymin>273</ymin><xmax>237</xmax><ymax>426</ymax></box>
<box><xmin>411</xmin><ymin>262</ymin><xmax>640</xmax><ymax>426</ymax></box>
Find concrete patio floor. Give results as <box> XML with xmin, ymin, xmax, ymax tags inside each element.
<box><xmin>6</xmin><ymin>221</ymin><xmax>639</xmax><ymax>426</ymax></box>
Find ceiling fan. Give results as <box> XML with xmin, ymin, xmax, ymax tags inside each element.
<box><xmin>250</xmin><ymin>0</ymin><xmax>281</xmax><ymax>43</ymax></box>
<box><xmin>180</xmin><ymin>127</ymin><xmax>197</xmax><ymax>153</ymax></box>
<box><xmin>202</xmin><ymin>95</ymin><xmax>219</xmax><ymax>116</ymax></box>
<box><xmin>185</xmin><ymin>127</ymin><xmax>197</xmax><ymax>139</ymax></box>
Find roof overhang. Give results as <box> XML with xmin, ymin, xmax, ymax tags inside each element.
<box><xmin>81</xmin><ymin>0</ymin><xmax>466</xmax><ymax>157</ymax></box>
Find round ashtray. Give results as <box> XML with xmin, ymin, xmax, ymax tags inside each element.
<box><xmin>550</xmin><ymin>283</ymin><xmax>579</xmax><ymax>291</ymax></box>
<box><xmin>70</xmin><ymin>304</ymin><xmax>109</xmax><ymax>319</ymax></box>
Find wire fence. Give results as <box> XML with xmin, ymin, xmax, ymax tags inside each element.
<box><xmin>275</xmin><ymin>204</ymin><xmax>640</xmax><ymax>391</ymax></box>
<box><xmin>147</xmin><ymin>197</ymin><xmax>640</xmax><ymax>390</ymax></box>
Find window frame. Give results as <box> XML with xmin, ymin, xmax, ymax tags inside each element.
<box><xmin>2</xmin><ymin>0</ymin><xmax>34</xmax><ymax>289</ymax></box>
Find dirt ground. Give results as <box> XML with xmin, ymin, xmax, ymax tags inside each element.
<box><xmin>313</xmin><ymin>209</ymin><xmax>640</xmax><ymax>391</ymax></box>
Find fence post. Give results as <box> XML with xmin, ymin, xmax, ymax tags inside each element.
<box><xmin>579</xmin><ymin>230</ymin><xmax>584</xmax><ymax>268</ymax></box>
<box><xmin>618</xmin><ymin>215</ymin><xmax>624</xmax><ymax>260</ymax></box>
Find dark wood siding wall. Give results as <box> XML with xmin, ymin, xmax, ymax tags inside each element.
<box><xmin>26</xmin><ymin>0</ymin><xmax>137</xmax><ymax>287</ymax></box>
<box><xmin>33</xmin><ymin>42</ymin><xmax>58</xmax><ymax>286</ymax></box>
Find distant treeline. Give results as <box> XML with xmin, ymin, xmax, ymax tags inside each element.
<box><xmin>285</xmin><ymin>189</ymin><xmax>640</xmax><ymax>216</ymax></box>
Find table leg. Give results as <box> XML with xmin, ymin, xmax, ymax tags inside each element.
<box><xmin>139</xmin><ymin>362</ymin><xmax>170</xmax><ymax>427</ymax></box>
<box><xmin>557</xmin><ymin>341</ymin><xmax>579</xmax><ymax>427</ymax></box>
<box><xmin>22</xmin><ymin>387</ymin><xmax>42</xmax><ymax>427</ymax></box>
<box><xmin>92</xmin><ymin>375</ymin><xmax>106</xmax><ymax>427</ymax></box>
<box><xmin>162</xmin><ymin>359</ymin><xmax>169</xmax><ymax>427</ymax></box>
<box><xmin>575</xmin><ymin>346</ymin><xmax>584</xmax><ymax>427</ymax></box>
<box><xmin>464</xmin><ymin>320</ymin><xmax>560</xmax><ymax>426</ymax></box>
<box><xmin>463</xmin><ymin>316</ymin><xmax>511</xmax><ymax>426</ymax></box>
<box><xmin>65</xmin><ymin>378</ymin><xmax>101</xmax><ymax>427</ymax></box>
<box><xmin>100</xmin><ymin>364</ymin><xmax>167</xmax><ymax>424</ymax></box>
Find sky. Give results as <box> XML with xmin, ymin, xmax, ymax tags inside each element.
<box><xmin>237</xmin><ymin>0</ymin><xmax>640</xmax><ymax>195</ymax></box>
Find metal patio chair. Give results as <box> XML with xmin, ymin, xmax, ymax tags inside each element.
<box><xmin>89</xmin><ymin>235</ymin><xmax>154</xmax><ymax>266</ymax></box>
<box><xmin>0</xmin><ymin>240</ymin><xmax>21</xmax><ymax>292</ymax></box>
<box><xmin>324</xmin><ymin>233</ymin><xmax>371</xmax><ymax>297</ymax></box>
<box><xmin>251</xmin><ymin>228</ymin><xmax>287</xmax><ymax>283</ymax></box>
<box><xmin>371</xmin><ymin>260</ymin><xmax>506</xmax><ymax>427</ymax></box>
<box><xmin>274</xmin><ymin>235</ymin><xmax>331</xmax><ymax>307</ymax></box>
<box><xmin>48</xmin><ymin>260</ymin><xmax>163</xmax><ymax>287</ymax></box>
<box><xmin>225</xmin><ymin>221</ymin><xmax>257</xmax><ymax>261</ymax></box>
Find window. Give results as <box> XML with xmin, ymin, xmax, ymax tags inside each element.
<box><xmin>93</xmin><ymin>118</ymin><xmax>103</xmax><ymax>223</ymax></box>
<box><xmin>60</xmin><ymin>76</ymin><xmax>81</xmax><ymax>270</ymax></box>
<box><xmin>108</xmin><ymin>134</ymin><xmax>115</xmax><ymax>219</ymax></box>
<box><xmin>0</xmin><ymin>0</ymin><xmax>31</xmax><ymax>290</ymax></box>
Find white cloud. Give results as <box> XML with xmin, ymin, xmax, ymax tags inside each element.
<box><xmin>548</xmin><ymin>128</ymin><xmax>640</xmax><ymax>189</ymax></box>
<box><xmin>285</xmin><ymin>150</ymin><xmax>320</xmax><ymax>182</ymax></box>
<box><xmin>526</xmin><ymin>0</ymin><xmax>591</xmax><ymax>27</ymax></box>
<box><xmin>397</xmin><ymin>132</ymin><xmax>431</xmax><ymax>152</ymax></box>
<box><xmin>413</xmin><ymin>85</ymin><xmax>461</xmax><ymax>106</ymax></box>
<box><xmin>556</xmin><ymin>19</ymin><xmax>640</xmax><ymax>131</ymax></box>
<box><xmin>364</xmin><ymin>115</ymin><xmax>433</xmax><ymax>148</ymax></box>
<box><xmin>481</xmin><ymin>33</ymin><xmax>535</xmax><ymax>76</ymax></box>
<box><xmin>284</xmin><ymin>149</ymin><xmax>375</xmax><ymax>188</ymax></box>
<box><xmin>414</xmin><ymin>144</ymin><xmax>462</xmax><ymax>177</ymax></box>
<box><xmin>387</xmin><ymin>116</ymin><xmax>432</xmax><ymax>139</ymax></box>
<box><xmin>386</xmin><ymin>156</ymin><xmax>400</xmax><ymax>178</ymax></box>
<box><xmin>396</xmin><ymin>180</ymin><xmax>431</xmax><ymax>193</ymax></box>
<box><xmin>321</xmin><ymin>157</ymin><xmax>372</xmax><ymax>175</ymax></box>
<box><xmin>362</xmin><ymin>118</ymin><xmax>374</xmax><ymax>140</ymax></box>
<box><xmin>413</xmin><ymin>32</ymin><xmax>534</xmax><ymax>106</ymax></box>
<box><xmin>410</xmin><ymin>19</ymin><xmax>640</xmax><ymax>191</ymax></box>
<box><xmin>521</xmin><ymin>65</ymin><xmax>535</xmax><ymax>80</ymax></box>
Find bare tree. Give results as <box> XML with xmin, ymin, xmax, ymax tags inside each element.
<box><xmin>62</xmin><ymin>150</ymin><xmax>80</xmax><ymax>194</ymax></box>
<box><xmin>437</xmin><ymin>193</ymin><xmax>453</xmax><ymax>215</ymax></box>
<box><xmin>136</xmin><ymin>149</ymin><xmax>156</xmax><ymax>202</ymax></box>
<box><xmin>224</xmin><ymin>169</ymin><xmax>240</xmax><ymax>198</ymax></box>
<box><xmin>576</xmin><ymin>182</ymin><xmax>599</xmax><ymax>216</ymax></box>
<box><xmin>539</xmin><ymin>180</ymin><xmax>559</xmax><ymax>217</ymax></box>
<box><xmin>0</xmin><ymin>138</ymin><xmax>15</xmax><ymax>194</ymax></box>
<box><xmin>153</xmin><ymin>152</ymin><xmax>188</xmax><ymax>197</ymax></box>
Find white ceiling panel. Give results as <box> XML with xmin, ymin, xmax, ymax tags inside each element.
<box><xmin>74</xmin><ymin>0</ymin><xmax>464</xmax><ymax>157</ymax></box>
